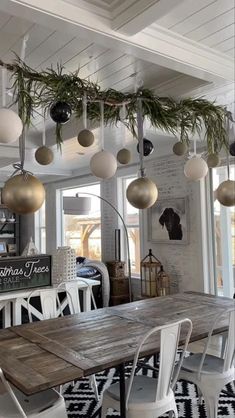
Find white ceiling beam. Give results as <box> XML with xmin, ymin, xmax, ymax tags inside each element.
<box><xmin>0</xmin><ymin>0</ymin><xmax>233</xmax><ymax>85</ymax></box>
<box><xmin>112</xmin><ymin>0</ymin><xmax>185</xmax><ymax>36</ymax></box>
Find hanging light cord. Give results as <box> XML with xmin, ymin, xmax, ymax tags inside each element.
<box><xmin>137</xmin><ymin>98</ymin><xmax>145</xmax><ymax>176</ymax></box>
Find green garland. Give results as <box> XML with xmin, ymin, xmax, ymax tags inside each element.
<box><xmin>0</xmin><ymin>57</ymin><xmax>232</xmax><ymax>153</ymax></box>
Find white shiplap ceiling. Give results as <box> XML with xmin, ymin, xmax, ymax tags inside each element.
<box><xmin>0</xmin><ymin>0</ymin><xmax>233</xmax><ymax>182</ymax></box>
<box><xmin>153</xmin><ymin>0</ymin><xmax>234</xmax><ymax>57</ymax></box>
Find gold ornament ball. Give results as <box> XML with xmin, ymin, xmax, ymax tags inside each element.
<box><xmin>216</xmin><ymin>180</ymin><xmax>235</xmax><ymax>207</ymax></box>
<box><xmin>207</xmin><ymin>153</ymin><xmax>220</xmax><ymax>168</ymax></box>
<box><xmin>117</xmin><ymin>148</ymin><xmax>131</xmax><ymax>165</ymax></box>
<box><xmin>77</xmin><ymin>129</ymin><xmax>95</xmax><ymax>147</ymax></box>
<box><xmin>126</xmin><ymin>177</ymin><xmax>158</xmax><ymax>209</ymax></box>
<box><xmin>173</xmin><ymin>142</ymin><xmax>188</xmax><ymax>156</ymax></box>
<box><xmin>2</xmin><ymin>174</ymin><xmax>45</xmax><ymax>215</ymax></box>
<box><xmin>35</xmin><ymin>146</ymin><xmax>54</xmax><ymax>165</ymax></box>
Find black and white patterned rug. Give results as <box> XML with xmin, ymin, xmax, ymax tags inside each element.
<box><xmin>63</xmin><ymin>361</ymin><xmax>235</xmax><ymax>418</ymax></box>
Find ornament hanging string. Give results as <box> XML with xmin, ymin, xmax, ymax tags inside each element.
<box><xmin>1</xmin><ymin>68</ymin><xmax>7</xmax><ymax>108</ymax></box>
<box><xmin>120</xmin><ymin>103</ymin><xmax>126</xmax><ymax>147</ymax></box>
<box><xmin>137</xmin><ymin>98</ymin><xmax>145</xmax><ymax>177</ymax></box>
<box><xmin>42</xmin><ymin>116</ymin><xmax>46</xmax><ymax>146</ymax></box>
<box><xmin>83</xmin><ymin>92</ymin><xmax>87</xmax><ymax>129</ymax></box>
<box><xmin>100</xmin><ymin>101</ymin><xmax>104</xmax><ymax>150</ymax></box>
<box><xmin>226</xmin><ymin>116</ymin><xmax>230</xmax><ymax>180</ymax></box>
<box><xmin>193</xmin><ymin>136</ymin><xmax>197</xmax><ymax>156</ymax></box>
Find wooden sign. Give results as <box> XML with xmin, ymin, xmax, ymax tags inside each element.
<box><xmin>0</xmin><ymin>255</ymin><xmax>51</xmax><ymax>293</ymax></box>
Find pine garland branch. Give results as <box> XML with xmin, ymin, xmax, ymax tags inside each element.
<box><xmin>0</xmin><ymin>57</ymin><xmax>232</xmax><ymax>152</ymax></box>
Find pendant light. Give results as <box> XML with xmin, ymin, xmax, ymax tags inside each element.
<box><xmin>126</xmin><ymin>99</ymin><xmax>158</xmax><ymax>209</ymax></box>
<box><xmin>90</xmin><ymin>101</ymin><xmax>117</xmax><ymax>179</ymax></box>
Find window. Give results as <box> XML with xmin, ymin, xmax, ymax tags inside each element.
<box><xmin>211</xmin><ymin>165</ymin><xmax>234</xmax><ymax>297</ymax></box>
<box><xmin>62</xmin><ymin>183</ymin><xmax>101</xmax><ymax>260</ymax></box>
<box><xmin>35</xmin><ymin>201</ymin><xmax>46</xmax><ymax>253</ymax></box>
<box><xmin>122</xmin><ymin>177</ymin><xmax>140</xmax><ymax>276</ymax></box>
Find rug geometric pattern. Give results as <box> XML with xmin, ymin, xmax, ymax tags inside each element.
<box><xmin>63</xmin><ymin>361</ymin><xmax>235</xmax><ymax>418</ymax></box>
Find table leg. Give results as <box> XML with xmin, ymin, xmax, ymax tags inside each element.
<box><xmin>119</xmin><ymin>363</ymin><xmax>126</xmax><ymax>418</ymax></box>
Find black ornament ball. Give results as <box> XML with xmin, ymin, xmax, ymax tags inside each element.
<box><xmin>50</xmin><ymin>101</ymin><xmax>72</xmax><ymax>124</ymax></box>
<box><xmin>137</xmin><ymin>138</ymin><xmax>154</xmax><ymax>156</ymax></box>
<box><xmin>229</xmin><ymin>141</ymin><xmax>235</xmax><ymax>156</ymax></box>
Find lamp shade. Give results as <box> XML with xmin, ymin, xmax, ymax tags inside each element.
<box><xmin>63</xmin><ymin>196</ymin><xmax>91</xmax><ymax>215</ymax></box>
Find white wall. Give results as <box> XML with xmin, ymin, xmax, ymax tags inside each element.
<box><xmin>42</xmin><ymin>152</ymin><xmax>205</xmax><ymax>295</ymax></box>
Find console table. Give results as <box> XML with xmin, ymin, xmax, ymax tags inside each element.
<box><xmin>0</xmin><ymin>277</ymin><xmax>99</xmax><ymax>327</ymax></box>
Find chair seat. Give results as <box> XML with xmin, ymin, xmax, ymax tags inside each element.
<box><xmin>105</xmin><ymin>375</ymin><xmax>174</xmax><ymax>408</ymax></box>
<box><xmin>182</xmin><ymin>353</ymin><xmax>224</xmax><ymax>375</ymax></box>
<box><xmin>0</xmin><ymin>384</ymin><xmax>65</xmax><ymax>417</ymax></box>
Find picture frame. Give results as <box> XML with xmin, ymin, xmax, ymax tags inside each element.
<box><xmin>8</xmin><ymin>243</ymin><xmax>17</xmax><ymax>254</ymax></box>
<box><xmin>0</xmin><ymin>241</ymin><xmax>7</xmax><ymax>254</ymax></box>
<box><xmin>148</xmin><ymin>197</ymin><xmax>189</xmax><ymax>244</ymax></box>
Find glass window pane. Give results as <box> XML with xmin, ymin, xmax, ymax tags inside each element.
<box><xmin>63</xmin><ymin>183</ymin><xmax>101</xmax><ymax>260</ymax></box>
<box><xmin>127</xmin><ymin>227</ymin><xmax>140</xmax><ymax>275</ymax></box>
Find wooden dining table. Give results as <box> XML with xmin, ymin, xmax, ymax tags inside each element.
<box><xmin>0</xmin><ymin>291</ymin><xmax>234</xmax><ymax>418</ymax></box>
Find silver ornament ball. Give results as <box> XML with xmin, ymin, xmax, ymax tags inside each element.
<box><xmin>207</xmin><ymin>153</ymin><xmax>220</xmax><ymax>168</ymax></box>
<box><xmin>35</xmin><ymin>146</ymin><xmax>54</xmax><ymax>165</ymax></box>
<box><xmin>90</xmin><ymin>150</ymin><xmax>117</xmax><ymax>179</ymax></box>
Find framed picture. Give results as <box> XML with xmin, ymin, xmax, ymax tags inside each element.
<box><xmin>148</xmin><ymin>197</ymin><xmax>189</xmax><ymax>244</ymax></box>
<box><xmin>8</xmin><ymin>244</ymin><xmax>17</xmax><ymax>254</ymax></box>
<box><xmin>0</xmin><ymin>241</ymin><xmax>7</xmax><ymax>254</ymax></box>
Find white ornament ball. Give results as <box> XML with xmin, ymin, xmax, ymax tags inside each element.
<box><xmin>126</xmin><ymin>177</ymin><xmax>158</xmax><ymax>209</ymax></box>
<box><xmin>184</xmin><ymin>156</ymin><xmax>208</xmax><ymax>181</ymax></box>
<box><xmin>90</xmin><ymin>150</ymin><xmax>117</xmax><ymax>179</ymax></box>
<box><xmin>0</xmin><ymin>108</ymin><xmax>23</xmax><ymax>144</ymax></box>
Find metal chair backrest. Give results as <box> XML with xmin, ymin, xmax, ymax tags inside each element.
<box><xmin>27</xmin><ymin>288</ymin><xmax>60</xmax><ymax>322</ymax></box>
<box><xmin>126</xmin><ymin>318</ymin><xmax>192</xmax><ymax>408</ymax></box>
<box><xmin>197</xmin><ymin>308</ymin><xmax>235</xmax><ymax>378</ymax></box>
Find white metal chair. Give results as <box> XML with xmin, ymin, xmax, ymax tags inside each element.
<box><xmin>101</xmin><ymin>318</ymin><xmax>192</xmax><ymax>418</ymax></box>
<box><xmin>0</xmin><ymin>368</ymin><xmax>67</xmax><ymax>418</ymax></box>
<box><xmin>57</xmin><ymin>280</ymin><xmax>99</xmax><ymax>401</ymax></box>
<box><xmin>179</xmin><ymin>308</ymin><xmax>235</xmax><ymax>418</ymax></box>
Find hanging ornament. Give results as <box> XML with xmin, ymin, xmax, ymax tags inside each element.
<box><xmin>35</xmin><ymin>146</ymin><xmax>54</xmax><ymax>165</ymax></box>
<box><xmin>184</xmin><ymin>137</ymin><xmax>208</xmax><ymax>181</ymax></box>
<box><xmin>217</xmin><ymin>180</ymin><xmax>235</xmax><ymax>207</ymax></box>
<box><xmin>77</xmin><ymin>94</ymin><xmax>94</xmax><ymax>147</ymax></box>
<box><xmin>173</xmin><ymin>141</ymin><xmax>188</xmax><ymax>156</ymax></box>
<box><xmin>78</xmin><ymin>129</ymin><xmax>94</xmax><ymax>147</ymax></box>
<box><xmin>207</xmin><ymin>153</ymin><xmax>220</xmax><ymax>168</ymax></box>
<box><xmin>90</xmin><ymin>101</ymin><xmax>117</xmax><ymax>179</ymax></box>
<box><xmin>35</xmin><ymin>116</ymin><xmax>54</xmax><ymax>165</ymax></box>
<box><xmin>50</xmin><ymin>101</ymin><xmax>71</xmax><ymax>124</ymax></box>
<box><xmin>229</xmin><ymin>141</ymin><xmax>235</xmax><ymax>156</ymax></box>
<box><xmin>127</xmin><ymin>99</ymin><xmax>158</xmax><ymax>209</ymax></box>
<box><xmin>137</xmin><ymin>138</ymin><xmax>154</xmax><ymax>156</ymax></box>
<box><xmin>2</xmin><ymin>174</ymin><xmax>45</xmax><ymax>214</ymax></box>
<box><xmin>90</xmin><ymin>150</ymin><xmax>117</xmax><ymax>179</ymax></box>
<box><xmin>0</xmin><ymin>69</ymin><xmax>23</xmax><ymax>144</ymax></box>
<box><xmin>127</xmin><ymin>177</ymin><xmax>158</xmax><ymax>209</ymax></box>
<box><xmin>216</xmin><ymin>118</ymin><xmax>235</xmax><ymax>207</ymax></box>
<box><xmin>184</xmin><ymin>156</ymin><xmax>208</xmax><ymax>181</ymax></box>
<box><xmin>117</xmin><ymin>148</ymin><xmax>131</xmax><ymax>165</ymax></box>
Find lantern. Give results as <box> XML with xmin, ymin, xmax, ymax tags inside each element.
<box><xmin>156</xmin><ymin>265</ymin><xmax>170</xmax><ymax>296</ymax></box>
<box><xmin>141</xmin><ymin>249</ymin><xmax>162</xmax><ymax>297</ymax></box>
